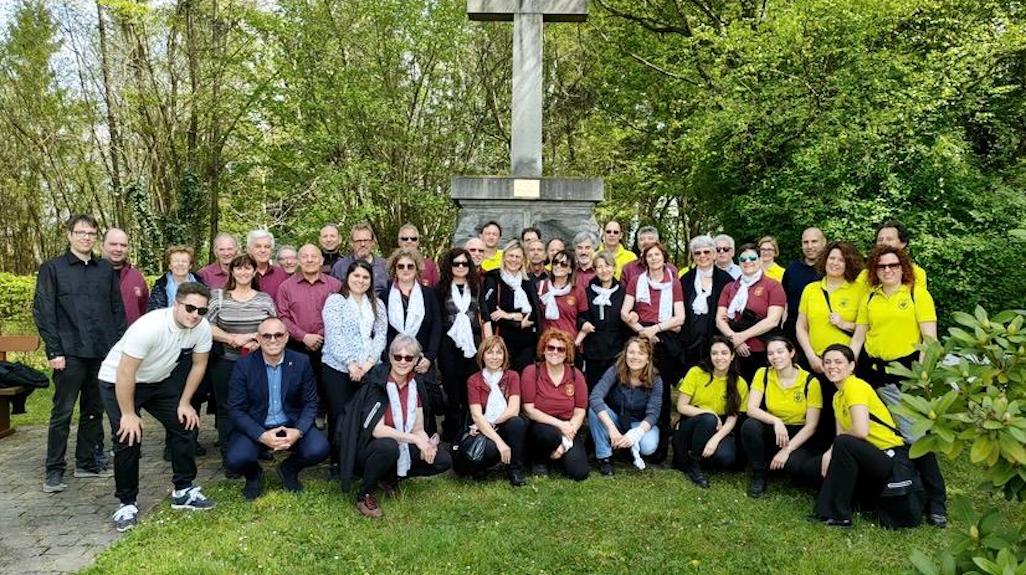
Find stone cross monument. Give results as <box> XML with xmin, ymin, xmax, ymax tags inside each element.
<box><xmin>451</xmin><ymin>0</ymin><xmax>603</xmax><ymax>245</ymax></box>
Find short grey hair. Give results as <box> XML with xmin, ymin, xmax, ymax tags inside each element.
<box><xmin>593</xmin><ymin>250</ymin><xmax>617</xmax><ymax>269</ymax></box>
<box><xmin>212</xmin><ymin>232</ymin><xmax>238</xmax><ymax>249</ymax></box>
<box><xmin>689</xmin><ymin>235</ymin><xmax>716</xmax><ymax>253</ymax></box>
<box><xmin>276</xmin><ymin>244</ymin><xmax>298</xmax><ymax>258</ymax></box>
<box><xmin>389</xmin><ymin>334</ymin><xmax>422</xmax><ymax>357</ymax></box>
<box><xmin>637</xmin><ymin>226</ymin><xmax>659</xmax><ymax>240</ymax></box>
<box><xmin>713</xmin><ymin>234</ymin><xmax>735</xmax><ymax>249</ymax></box>
<box><xmin>573</xmin><ymin>231</ymin><xmax>598</xmax><ymax>249</ymax></box>
<box><xmin>247</xmin><ymin>229</ymin><xmax>275</xmax><ymax>250</ymax></box>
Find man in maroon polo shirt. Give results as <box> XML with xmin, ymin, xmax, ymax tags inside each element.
<box><xmin>397</xmin><ymin>223</ymin><xmax>439</xmax><ymax>287</ymax></box>
<box><xmin>102</xmin><ymin>228</ymin><xmax>149</xmax><ymax>326</ymax></box>
<box><xmin>247</xmin><ymin>229</ymin><xmax>289</xmax><ymax>299</ymax></box>
<box><xmin>195</xmin><ymin>233</ymin><xmax>238</xmax><ymax>289</ymax></box>
<box><xmin>573</xmin><ymin>231</ymin><xmax>598</xmax><ymax>289</ymax></box>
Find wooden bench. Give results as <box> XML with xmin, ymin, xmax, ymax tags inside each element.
<box><xmin>0</xmin><ymin>335</ymin><xmax>41</xmax><ymax>439</ymax></box>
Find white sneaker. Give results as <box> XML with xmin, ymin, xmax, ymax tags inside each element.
<box><xmin>171</xmin><ymin>486</ymin><xmax>215</xmax><ymax>510</ymax></box>
<box><xmin>112</xmin><ymin>504</ymin><xmax>138</xmax><ymax>532</ymax></box>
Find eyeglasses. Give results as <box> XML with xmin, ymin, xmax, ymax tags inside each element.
<box><xmin>395</xmin><ymin>263</ymin><xmax>416</xmax><ymax>271</ymax></box>
<box><xmin>876</xmin><ymin>262</ymin><xmax>902</xmax><ymax>271</ymax></box>
<box><xmin>553</xmin><ymin>260</ymin><xmax>570</xmax><ymax>268</ymax></box>
<box><xmin>181</xmin><ymin>303</ymin><xmax>209</xmax><ymax>316</ymax></box>
<box><xmin>759</xmin><ymin>247</ymin><xmax>776</xmax><ymax>253</ymax></box>
<box><xmin>352</xmin><ymin>237</ymin><xmax>373</xmax><ymax>244</ymax></box>
<box><xmin>716</xmin><ymin>247</ymin><xmax>733</xmax><ymax>253</ymax></box>
<box><xmin>392</xmin><ymin>354</ymin><xmax>417</xmax><ymax>363</ymax></box>
<box><xmin>259</xmin><ymin>332</ymin><xmax>287</xmax><ymax>341</ymax></box>
<box><xmin>452</xmin><ymin>260</ymin><xmax>470</xmax><ymax>268</ymax></box>
<box><xmin>467</xmin><ymin>248</ymin><xmax>484</xmax><ymax>253</ymax></box>
<box><xmin>604</xmin><ymin>229</ymin><xmax>621</xmax><ymax>235</ymax></box>
<box><xmin>399</xmin><ymin>236</ymin><xmax>419</xmax><ymax>242</ymax></box>
<box><xmin>545</xmin><ymin>344</ymin><xmax>567</xmax><ymax>353</ymax></box>
<box><xmin>72</xmin><ymin>230</ymin><xmax>98</xmax><ymax>238</ymax></box>
<box><xmin>738</xmin><ymin>255</ymin><xmax>759</xmax><ymax>263</ymax></box>
<box><xmin>692</xmin><ymin>249</ymin><xmax>713</xmax><ymax>256</ymax></box>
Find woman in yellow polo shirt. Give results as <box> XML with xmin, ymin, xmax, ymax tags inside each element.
<box><xmin>740</xmin><ymin>337</ymin><xmax>823</xmax><ymax>498</ymax></box>
<box><xmin>796</xmin><ymin>241</ymin><xmax>865</xmax><ymax>374</ymax></box>
<box><xmin>758</xmin><ymin>236</ymin><xmax>786</xmax><ymax>283</ymax></box>
<box><xmin>672</xmin><ymin>336</ymin><xmax>748</xmax><ymax>488</ymax></box>
<box><xmin>812</xmin><ymin>344</ymin><xmax>904</xmax><ymax>527</ymax></box>
<box><xmin>849</xmin><ymin>245</ymin><xmax>937</xmax><ymax>389</ymax></box>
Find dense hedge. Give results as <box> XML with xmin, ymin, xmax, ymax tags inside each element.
<box><xmin>0</xmin><ymin>273</ymin><xmax>36</xmax><ymax>322</ymax></box>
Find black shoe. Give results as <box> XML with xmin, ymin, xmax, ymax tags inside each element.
<box><xmin>531</xmin><ymin>463</ymin><xmax>549</xmax><ymax>477</ymax></box>
<box><xmin>926</xmin><ymin>513</ymin><xmax>947</xmax><ymax>528</ymax></box>
<box><xmin>224</xmin><ymin>468</ymin><xmax>242</xmax><ymax>480</ymax></box>
<box><xmin>748</xmin><ymin>476</ymin><xmax>766</xmax><ymax>498</ymax></box>
<box><xmin>243</xmin><ymin>470</ymin><xmax>263</xmax><ymax>501</ymax></box>
<box><xmin>824</xmin><ymin>518</ymin><xmax>853</xmax><ymax>528</ymax></box>
<box><xmin>684</xmin><ymin>464</ymin><xmax>709</xmax><ymax>489</ymax></box>
<box><xmin>277</xmin><ymin>462</ymin><xmax>302</xmax><ymax>493</ymax></box>
<box><xmin>508</xmin><ymin>468</ymin><xmax>526</xmax><ymax>487</ymax></box>
<box><xmin>598</xmin><ymin>458</ymin><xmax>614</xmax><ymax>477</ymax></box>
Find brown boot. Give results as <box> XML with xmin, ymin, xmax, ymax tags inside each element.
<box><xmin>356</xmin><ymin>493</ymin><xmax>383</xmax><ymax>518</ymax></box>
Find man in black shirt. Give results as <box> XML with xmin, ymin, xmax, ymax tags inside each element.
<box><xmin>33</xmin><ymin>214</ymin><xmax>126</xmax><ymax>493</ymax></box>
<box><xmin>781</xmin><ymin>227</ymin><xmax>826</xmax><ymax>346</ymax></box>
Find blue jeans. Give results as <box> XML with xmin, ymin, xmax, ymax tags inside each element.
<box><xmin>588</xmin><ymin>409</ymin><xmax>660</xmax><ymax>460</ymax></box>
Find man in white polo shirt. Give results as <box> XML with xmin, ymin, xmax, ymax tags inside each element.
<box><xmin>98</xmin><ymin>282</ymin><xmax>216</xmax><ymax>532</ymax></box>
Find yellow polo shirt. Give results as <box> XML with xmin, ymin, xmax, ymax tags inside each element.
<box><xmin>798</xmin><ymin>278</ymin><xmax>867</xmax><ymax>355</ymax></box>
<box><xmin>751</xmin><ymin>367</ymin><xmax>822</xmax><ymax>425</ymax></box>
<box><xmin>678</xmin><ymin>366</ymin><xmax>749</xmax><ymax>417</ymax></box>
<box><xmin>764</xmin><ymin>262</ymin><xmax>785</xmax><ymax>283</ymax></box>
<box><xmin>834</xmin><ymin>375</ymin><xmax>904</xmax><ymax>450</ymax></box>
<box><xmin>856</xmin><ymin>284</ymin><xmax>936</xmax><ymax>361</ymax></box>
<box><xmin>481</xmin><ymin>249</ymin><xmax>504</xmax><ymax>272</ymax></box>
<box><xmin>610</xmin><ymin>244</ymin><xmax>637</xmax><ymax>279</ymax></box>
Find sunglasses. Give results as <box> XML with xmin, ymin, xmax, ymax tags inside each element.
<box><xmin>181</xmin><ymin>303</ymin><xmax>209</xmax><ymax>316</ymax></box>
<box><xmin>692</xmin><ymin>249</ymin><xmax>713</xmax><ymax>256</ymax></box>
<box><xmin>545</xmin><ymin>344</ymin><xmax>567</xmax><ymax>353</ymax></box>
<box><xmin>395</xmin><ymin>263</ymin><xmax>416</xmax><ymax>271</ymax></box>
<box><xmin>716</xmin><ymin>247</ymin><xmax>733</xmax><ymax>253</ymax></box>
<box><xmin>452</xmin><ymin>260</ymin><xmax>471</xmax><ymax>268</ymax></box>
<box><xmin>259</xmin><ymin>332</ymin><xmax>287</xmax><ymax>341</ymax></box>
<box><xmin>604</xmin><ymin>229</ymin><xmax>621</xmax><ymax>235</ymax></box>
<box><xmin>553</xmin><ymin>260</ymin><xmax>570</xmax><ymax>268</ymax></box>
<box><xmin>467</xmin><ymin>248</ymin><xmax>484</xmax><ymax>253</ymax></box>
<box><xmin>876</xmin><ymin>262</ymin><xmax>902</xmax><ymax>271</ymax></box>
<box><xmin>399</xmin><ymin>236</ymin><xmax>419</xmax><ymax>242</ymax></box>
<box><xmin>392</xmin><ymin>354</ymin><xmax>418</xmax><ymax>363</ymax></box>
<box><xmin>738</xmin><ymin>255</ymin><xmax>759</xmax><ymax>263</ymax></box>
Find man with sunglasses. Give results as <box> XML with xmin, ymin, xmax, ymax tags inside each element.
<box><xmin>97</xmin><ymin>282</ymin><xmax>215</xmax><ymax>532</ymax></box>
<box><xmin>225</xmin><ymin>317</ymin><xmax>328</xmax><ymax>500</ymax></box>
<box><xmin>600</xmin><ymin>219</ymin><xmax>637</xmax><ymax>279</ymax></box>
<box><xmin>714</xmin><ymin>234</ymin><xmax>742</xmax><ymax>280</ymax></box>
<box><xmin>397</xmin><ymin>223</ymin><xmax>439</xmax><ymax>287</ymax></box>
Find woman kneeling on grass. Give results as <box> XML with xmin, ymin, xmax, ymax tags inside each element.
<box><xmin>338</xmin><ymin>335</ymin><xmax>452</xmax><ymax>519</ymax></box>
<box><xmin>587</xmin><ymin>337</ymin><xmax>663</xmax><ymax>476</ymax></box>
<box><xmin>454</xmin><ymin>336</ymin><xmax>528</xmax><ymax>487</ymax></box>
<box><xmin>520</xmin><ymin>329</ymin><xmax>589</xmax><ymax>481</ymax></box>
<box><xmin>672</xmin><ymin>336</ymin><xmax>748</xmax><ymax>488</ymax></box>
<box><xmin>740</xmin><ymin>336</ymin><xmax>823</xmax><ymax>498</ymax></box>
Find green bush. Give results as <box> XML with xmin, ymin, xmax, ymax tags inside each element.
<box><xmin>0</xmin><ymin>272</ymin><xmax>36</xmax><ymax>321</ymax></box>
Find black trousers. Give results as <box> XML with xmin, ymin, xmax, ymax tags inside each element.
<box><xmin>99</xmin><ymin>379</ymin><xmax>197</xmax><ymax>505</ymax></box>
<box><xmin>322</xmin><ymin>365</ymin><xmax>360</xmax><ymax>465</ymax></box>
<box><xmin>672</xmin><ymin>413</ymin><xmax>740</xmax><ymax>470</ymax></box>
<box><xmin>356</xmin><ymin>438</ymin><xmax>453</xmax><ymax>496</ymax></box>
<box><xmin>739</xmin><ymin>419</ymin><xmax>821</xmax><ymax>487</ymax></box>
<box><xmin>583</xmin><ymin>357</ymin><xmax>616</xmax><ymax>392</ymax></box>
<box><xmin>652</xmin><ymin>338</ymin><xmax>685</xmax><ymax>463</ymax></box>
<box><xmin>526</xmin><ymin>421</ymin><xmax>589</xmax><ymax>481</ymax></box>
<box><xmin>814</xmin><ymin>435</ymin><xmax>894</xmax><ymax>521</ymax></box>
<box><xmin>438</xmin><ymin>337</ymin><xmax>477</xmax><ymax>443</ymax></box>
<box><xmin>209</xmin><ymin>356</ymin><xmax>237</xmax><ymax>460</ymax></box>
<box><xmin>45</xmin><ymin>356</ymin><xmax>105</xmax><ymax>474</ymax></box>
<box><xmin>737</xmin><ymin>350</ymin><xmax>767</xmax><ymax>384</ymax></box>
<box><xmin>857</xmin><ymin>352</ymin><xmax>916</xmax><ymax>389</ymax></box>
<box><xmin>453</xmin><ymin>416</ymin><xmax>528</xmax><ymax>475</ymax></box>
<box><xmin>287</xmin><ymin>341</ymin><xmax>324</xmax><ymax>411</ymax></box>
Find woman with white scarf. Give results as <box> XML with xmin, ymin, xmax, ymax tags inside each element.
<box><xmin>341</xmin><ymin>336</ymin><xmax>452</xmax><ymax>519</ymax></box>
<box><xmin>437</xmin><ymin>247</ymin><xmax>490</xmax><ymax>443</ymax></box>
<box><xmin>577</xmin><ymin>251</ymin><xmax>627</xmax><ymax>388</ymax></box>
<box><xmin>322</xmin><ymin>260</ymin><xmax>387</xmax><ymax>473</ymax></box>
<box><xmin>537</xmin><ymin>250</ymin><xmax>588</xmax><ymax>338</ymax></box>
<box><xmin>482</xmin><ymin>241</ymin><xmax>542</xmax><ymax>372</ymax></box>
<box><xmin>679</xmin><ymin>235</ymin><xmax>734</xmax><ymax>372</ymax></box>
<box><xmin>716</xmin><ymin>243</ymin><xmax>786</xmax><ymax>382</ymax></box>
<box><xmin>620</xmin><ymin>242</ymin><xmax>686</xmax><ymax>464</ymax></box>
<box><xmin>453</xmin><ymin>336</ymin><xmax>528</xmax><ymax>487</ymax></box>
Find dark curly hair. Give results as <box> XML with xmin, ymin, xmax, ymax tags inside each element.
<box><xmin>865</xmin><ymin>245</ymin><xmax>915</xmax><ymax>288</ymax></box>
<box><xmin>815</xmin><ymin>241</ymin><xmax>864</xmax><ymax>283</ymax></box>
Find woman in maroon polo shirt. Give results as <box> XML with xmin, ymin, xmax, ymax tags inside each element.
<box><xmin>716</xmin><ymin>243</ymin><xmax>786</xmax><ymax>382</ymax></box>
<box><xmin>621</xmin><ymin>241</ymin><xmax>686</xmax><ymax>463</ymax></box>
<box><xmin>454</xmin><ymin>336</ymin><xmax>528</xmax><ymax>486</ymax></box>
<box><xmin>520</xmin><ymin>329</ymin><xmax>589</xmax><ymax>480</ymax></box>
<box><xmin>536</xmin><ymin>250</ymin><xmax>588</xmax><ymax>337</ymax></box>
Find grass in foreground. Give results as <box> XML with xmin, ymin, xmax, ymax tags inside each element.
<box><xmin>83</xmin><ymin>457</ymin><xmax>1020</xmax><ymax>575</ymax></box>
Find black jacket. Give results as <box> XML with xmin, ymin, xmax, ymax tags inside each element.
<box><xmin>382</xmin><ymin>282</ymin><xmax>442</xmax><ymax>362</ymax></box>
<box><xmin>337</xmin><ymin>364</ymin><xmax>435</xmax><ymax>492</ymax></box>
<box><xmin>32</xmin><ymin>251</ymin><xmax>126</xmax><ymax>360</ymax></box>
<box><xmin>678</xmin><ymin>266</ymin><xmax>733</xmax><ymax>357</ymax></box>
<box><xmin>147</xmin><ymin>273</ymin><xmax>205</xmax><ymax>312</ymax></box>
<box><xmin>480</xmin><ymin>269</ymin><xmax>542</xmax><ymax>350</ymax></box>
<box><xmin>580</xmin><ymin>277</ymin><xmax>627</xmax><ymax>361</ymax></box>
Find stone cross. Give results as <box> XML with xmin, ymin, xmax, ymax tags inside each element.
<box><xmin>468</xmin><ymin>0</ymin><xmax>588</xmax><ymax>178</ymax></box>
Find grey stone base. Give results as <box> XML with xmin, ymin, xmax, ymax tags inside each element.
<box><xmin>451</xmin><ymin>176</ymin><xmax>604</xmax><ymax>246</ymax></box>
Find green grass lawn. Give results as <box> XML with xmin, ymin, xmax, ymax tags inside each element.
<box><xmin>82</xmin><ymin>457</ymin><xmax>1022</xmax><ymax>575</ymax></box>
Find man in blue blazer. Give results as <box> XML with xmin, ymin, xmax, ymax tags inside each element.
<box><xmin>226</xmin><ymin>317</ymin><xmax>329</xmax><ymax>500</ymax></box>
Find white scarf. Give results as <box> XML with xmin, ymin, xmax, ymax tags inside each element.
<box><xmin>388</xmin><ymin>283</ymin><xmax>425</xmax><ymax>337</ymax></box>
<box><xmin>539</xmin><ymin>280</ymin><xmax>572</xmax><ymax>320</ymax></box>
<box><xmin>446</xmin><ymin>283</ymin><xmax>477</xmax><ymax>358</ymax></box>
<box><xmin>481</xmin><ymin>369</ymin><xmax>508</xmax><ymax>425</ymax></box>
<box><xmin>635</xmin><ymin>268</ymin><xmax>674</xmax><ymax>323</ymax></box>
<box><xmin>589</xmin><ymin>283</ymin><xmax>620</xmax><ymax>321</ymax></box>
<box><xmin>500</xmin><ymin>268</ymin><xmax>532</xmax><ymax>314</ymax></box>
<box><xmin>350</xmin><ymin>295</ymin><xmax>375</xmax><ymax>341</ymax></box>
<box><xmin>727</xmin><ymin>269</ymin><xmax>763</xmax><ymax>319</ymax></box>
<box><xmin>691</xmin><ymin>267</ymin><xmax>714</xmax><ymax>316</ymax></box>
<box><xmin>386</xmin><ymin>379</ymin><xmax>418</xmax><ymax>477</ymax></box>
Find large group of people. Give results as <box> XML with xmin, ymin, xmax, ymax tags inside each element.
<box><xmin>32</xmin><ymin>214</ymin><xmax>947</xmax><ymax>531</ymax></box>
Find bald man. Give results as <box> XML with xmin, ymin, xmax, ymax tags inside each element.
<box><xmin>102</xmin><ymin>228</ymin><xmax>149</xmax><ymax>326</ymax></box>
<box><xmin>781</xmin><ymin>227</ymin><xmax>827</xmax><ymax>344</ymax></box>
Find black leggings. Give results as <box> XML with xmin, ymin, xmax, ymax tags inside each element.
<box><xmin>322</xmin><ymin>365</ymin><xmax>361</xmax><ymax>465</ymax></box>
<box><xmin>209</xmin><ymin>356</ymin><xmax>236</xmax><ymax>461</ymax></box>
<box><xmin>739</xmin><ymin>418</ymin><xmax>821</xmax><ymax>487</ymax></box>
<box><xmin>453</xmin><ymin>416</ymin><xmax>528</xmax><ymax>475</ymax></box>
<box><xmin>438</xmin><ymin>337</ymin><xmax>478</xmax><ymax>443</ymax></box>
<box><xmin>857</xmin><ymin>352</ymin><xmax>916</xmax><ymax>389</ymax></box>
<box><xmin>814</xmin><ymin>435</ymin><xmax>894</xmax><ymax>520</ymax></box>
<box><xmin>526</xmin><ymin>421</ymin><xmax>589</xmax><ymax>481</ymax></box>
<box><xmin>356</xmin><ymin>438</ymin><xmax>453</xmax><ymax>496</ymax></box>
<box><xmin>672</xmin><ymin>413</ymin><xmax>740</xmax><ymax>470</ymax></box>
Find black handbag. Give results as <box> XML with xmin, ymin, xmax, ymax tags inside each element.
<box><xmin>727</xmin><ymin>308</ymin><xmax>782</xmax><ymax>343</ymax></box>
<box><xmin>455</xmin><ymin>431</ymin><xmax>488</xmax><ymax>464</ymax></box>
<box><xmin>869</xmin><ymin>413</ymin><xmax>926</xmax><ymax>529</ymax></box>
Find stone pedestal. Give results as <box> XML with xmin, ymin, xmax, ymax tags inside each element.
<box><xmin>452</xmin><ymin>175</ymin><xmax>603</xmax><ymax>245</ymax></box>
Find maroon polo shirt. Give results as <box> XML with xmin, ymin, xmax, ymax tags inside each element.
<box><xmin>275</xmin><ymin>272</ymin><xmax>343</xmax><ymax>340</ymax></box>
<box><xmin>717</xmin><ymin>275</ymin><xmax>786</xmax><ymax>352</ymax></box>
<box><xmin>574</xmin><ymin>266</ymin><xmax>596</xmax><ymax>290</ymax></box>
<box><xmin>626</xmin><ymin>269</ymin><xmax>684</xmax><ymax>325</ymax></box>
<box><xmin>537</xmin><ymin>281</ymin><xmax>588</xmax><ymax>337</ymax></box>
<box><xmin>383</xmin><ymin>380</ymin><xmax>422</xmax><ymax>428</ymax></box>
<box><xmin>116</xmin><ymin>264</ymin><xmax>149</xmax><ymax>326</ymax></box>
<box><xmin>621</xmin><ymin>259</ymin><xmax>678</xmax><ymax>288</ymax></box>
<box><xmin>467</xmin><ymin>371</ymin><xmax>521</xmax><ymax>407</ymax></box>
<box><xmin>421</xmin><ymin>258</ymin><xmax>440</xmax><ymax>288</ymax></box>
<box><xmin>255</xmin><ymin>264</ymin><xmax>289</xmax><ymax>299</ymax></box>
<box><xmin>196</xmin><ymin>263</ymin><xmax>229</xmax><ymax>289</ymax></box>
<box><xmin>520</xmin><ymin>364</ymin><xmax>587</xmax><ymax>420</ymax></box>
